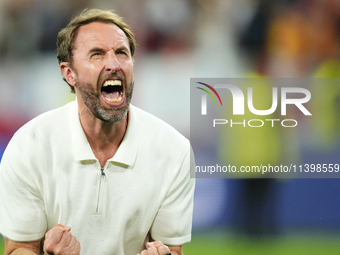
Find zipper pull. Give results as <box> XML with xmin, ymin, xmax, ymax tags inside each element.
<box><xmin>101</xmin><ymin>168</ymin><xmax>107</xmax><ymax>181</ymax></box>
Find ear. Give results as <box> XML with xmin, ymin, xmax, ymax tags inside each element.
<box><xmin>60</xmin><ymin>62</ymin><xmax>76</xmax><ymax>86</ymax></box>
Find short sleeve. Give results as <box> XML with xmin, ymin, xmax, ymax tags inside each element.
<box><xmin>0</xmin><ymin>134</ymin><xmax>47</xmax><ymax>241</ymax></box>
<box><xmin>150</xmin><ymin>145</ymin><xmax>196</xmax><ymax>246</ymax></box>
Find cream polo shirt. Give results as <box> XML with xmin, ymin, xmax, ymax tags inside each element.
<box><xmin>0</xmin><ymin>101</ymin><xmax>195</xmax><ymax>255</ymax></box>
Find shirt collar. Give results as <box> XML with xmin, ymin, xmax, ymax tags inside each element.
<box><xmin>69</xmin><ymin>101</ymin><xmax>138</xmax><ymax>167</ymax></box>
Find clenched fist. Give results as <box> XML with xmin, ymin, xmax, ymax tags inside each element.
<box><xmin>137</xmin><ymin>241</ymin><xmax>171</xmax><ymax>255</ymax></box>
<box><xmin>43</xmin><ymin>224</ymin><xmax>81</xmax><ymax>255</ymax></box>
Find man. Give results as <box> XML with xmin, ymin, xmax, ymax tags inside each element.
<box><xmin>0</xmin><ymin>8</ymin><xmax>195</xmax><ymax>255</ymax></box>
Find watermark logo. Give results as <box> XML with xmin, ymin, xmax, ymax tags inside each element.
<box><xmin>196</xmin><ymin>82</ymin><xmax>222</xmax><ymax>115</ymax></box>
<box><xmin>198</xmin><ymin>83</ymin><xmax>311</xmax><ymax>116</ymax></box>
<box><xmin>195</xmin><ymin>80</ymin><xmax>312</xmax><ymax>128</ymax></box>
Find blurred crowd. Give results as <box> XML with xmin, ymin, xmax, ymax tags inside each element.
<box><xmin>0</xmin><ymin>0</ymin><xmax>201</xmax><ymax>58</ymax></box>
<box><xmin>0</xmin><ymin>0</ymin><xmax>339</xmax><ymax>74</ymax></box>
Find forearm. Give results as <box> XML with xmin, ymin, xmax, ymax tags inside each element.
<box><xmin>4</xmin><ymin>238</ymin><xmax>41</xmax><ymax>255</ymax></box>
<box><xmin>6</xmin><ymin>248</ymin><xmax>38</xmax><ymax>255</ymax></box>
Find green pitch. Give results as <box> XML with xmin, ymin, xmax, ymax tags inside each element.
<box><xmin>183</xmin><ymin>232</ymin><xmax>340</xmax><ymax>255</ymax></box>
<box><xmin>0</xmin><ymin>237</ymin><xmax>3</xmax><ymax>255</ymax></box>
<box><xmin>1</xmin><ymin>232</ymin><xmax>340</xmax><ymax>254</ymax></box>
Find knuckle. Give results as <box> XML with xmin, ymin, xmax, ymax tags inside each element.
<box><xmin>159</xmin><ymin>245</ymin><xmax>170</xmax><ymax>254</ymax></box>
<box><xmin>54</xmin><ymin>246</ymin><xmax>63</xmax><ymax>255</ymax></box>
<box><xmin>50</xmin><ymin>228</ymin><xmax>63</xmax><ymax>237</ymax></box>
<box><xmin>63</xmin><ymin>231</ymin><xmax>72</xmax><ymax>238</ymax></box>
<box><xmin>44</xmin><ymin>247</ymin><xmax>52</xmax><ymax>253</ymax></box>
<box><xmin>75</xmin><ymin>245</ymin><xmax>81</xmax><ymax>253</ymax></box>
<box><xmin>45</xmin><ymin>232</ymin><xmax>50</xmax><ymax>239</ymax></box>
<box><xmin>70</xmin><ymin>238</ymin><xmax>81</xmax><ymax>254</ymax></box>
<box><xmin>72</xmin><ymin>236</ymin><xmax>79</xmax><ymax>244</ymax></box>
<box><xmin>141</xmin><ymin>249</ymin><xmax>148</xmax><ymax>255</ymax></box>
<box><xmin>154</xmin><ymin>241</ymin><xmax>163</xmax><ymax>246</ymax></box>
<box><xmin>44</xmin><ymin>242</ymin><xmax>54</xmax><ymax>252</ymax></box>
<box><xmin>45</xmin><ymin>228</ymin><xmax>57</xmax><ymax>238</ymax></box>
<box><xmin>69</xmin><ymin>250</ymin><xmax>79</xmax><ymax>255</ymax></box>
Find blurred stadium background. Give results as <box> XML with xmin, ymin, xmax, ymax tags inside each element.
<box><xmin>1</xmin><ymin>0</ymin><xmax>340</xmax><ymax>254</ymax></box>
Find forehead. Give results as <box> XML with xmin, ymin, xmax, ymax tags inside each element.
<box><xmin>73</xmin><ymin>22</ymin><xmax>129</xmax><ymax>50</ymax></box>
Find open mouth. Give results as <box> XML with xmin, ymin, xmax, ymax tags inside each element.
<box><xmin>101</xmin><ymin>80</ymin><xmax>123</xmax><ymax>103</ymax></box>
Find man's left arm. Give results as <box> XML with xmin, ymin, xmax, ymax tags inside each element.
<box><xmin>137</xmin><ymin>145</ymin><xmax>195</xmax><ymax>255</ymax></box>
<box><xmin>136</xmin><ymin>241</ymin><xmax>182</xmax><ymax>255</ymax></box>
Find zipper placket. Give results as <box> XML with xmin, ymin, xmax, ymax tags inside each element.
<box><xmin>95</xmin><ymin>165</ymin><xmax>107</xmax><ymax>214</ymax></box>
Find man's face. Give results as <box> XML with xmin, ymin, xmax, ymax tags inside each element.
<box><xmin>70</xmin><ymin>22</ymin><xmax>134</xmax><ymax>123</ymax></box>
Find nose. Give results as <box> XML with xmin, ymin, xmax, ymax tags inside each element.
<box><xmin>105</xmin><ymin>51</ymin><xmax>120</xmax><ymax>73</ymax></box>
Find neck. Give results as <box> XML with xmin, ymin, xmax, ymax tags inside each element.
<box><xmin>78</xmin><ymin>103</ymin><xmax>128</xmax><ymax>168</ymax></box>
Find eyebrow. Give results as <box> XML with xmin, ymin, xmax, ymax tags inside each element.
<box><xmin>115</xmin><ymin>46</ymin><xmax>130</xmax><ymax>54</ymax></box>
<box><xmin>88</xmin><ymin>47</ymin><xmax>106</xmax><ymax>54</ymax></box>
<box><xmin>88</xmin><ymin>45</ymin><xmax>131</xmax><ymax>55</ymax></box>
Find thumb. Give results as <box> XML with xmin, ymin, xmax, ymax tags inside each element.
<box><xmin>55</xmin><ymin>224</ymin><xmax>71</xmax><ymax>232</ymax></box>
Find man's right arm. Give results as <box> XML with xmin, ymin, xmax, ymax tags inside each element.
<box><xmin>4</xmin><ymin>224</ymin><xmax>81</xmax><ymax>255</ymax></box>
<box><xmin>4</xmin><ymin>238</ymin><xmax>41</xmax><ymax>255</ymax></box>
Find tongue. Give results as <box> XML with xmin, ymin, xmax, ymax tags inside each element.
<box><xmin>102</xmin><ymin>91</ymin><xmax>120</xmax><ymax>99</ymax></box>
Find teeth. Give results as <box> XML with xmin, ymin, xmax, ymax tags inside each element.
<box><xmin>105</xmin><ymin>94</ymin><xmax>123</xmax><ymax>103</ymax></box>
<box><xmin>103</xmin><ymin>80</ymin><xmax>121</xmax><ymax>87</ymax></box>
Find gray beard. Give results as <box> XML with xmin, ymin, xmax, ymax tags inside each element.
<box><xmin>76</xmin><ymin>80</ymin><xmax>134</xmax><ymax>124</ymax></box>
